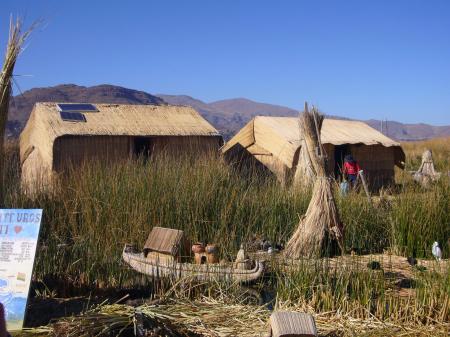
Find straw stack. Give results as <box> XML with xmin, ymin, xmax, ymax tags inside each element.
<box><xmin>413</xmin><ymin>149</ymin><xmax>441</xmax><ymax>187</ymax></box>
<box><xmin>0</xmin><ymin>17</ymin><xmax>32</xmax><ymax>205</ymax></box>
<box><xmin>285</xmin><ymin>104</ymin><xmax>344</xmax><ymax>258</ymax></box>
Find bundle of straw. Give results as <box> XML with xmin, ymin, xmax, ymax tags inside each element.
<box><xmin>151</xmin><ymin>299</ymin><xmax>270</xmax><ymax>336</ymax></box>
<box><xmin>17</xmin><ymin>298</ymin><xmax>449</xmax><ymax>337</ymax></box>
<box><xmin>284</xmin><ymin>104</ymin><xmax>344</xmax><ymax>258</ymax></box>
<box><xmin>17</xmin><ymin>300</ymin><xmax>269</xmax><ymax>337</ymax></box>
<box><xmin>19</xmin><ymin>303</ymin><xmax>192</xmax><ymax>337</ymax></box>
<box><xmin>0</xmin><ymin>17</ymin><xmax>32</xmax><ymax>205</ymax></box>
<box><xmin>293</xmin><ymin>103</ymin><xmax>325</xmax><ymax>189</ymax></box>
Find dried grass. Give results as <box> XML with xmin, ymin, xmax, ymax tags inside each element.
<box><xmin>284</xmin><ymin>104</ymin><xmax>343</xmax><ymax>258</ymax></box>
<box><xmin>16</xmin><ymin>297</ymin><xmax>450</xmax><ymax>337</ymax></box>
<box><xmin>0</xmin><ymin>16</ymin><xmax>33</xmax><ymax>205</ymax></box>
<box><xmin>278</xmin><ymin>301</ymin><xmax>450</xmax><ymax>337</ymax></box>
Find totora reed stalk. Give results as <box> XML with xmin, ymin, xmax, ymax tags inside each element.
<box><xmin>0</xmin><ymin>17</ymin><xmax>33</xmax><ymax>206</ymax></box>
<box><xmin>284</xmin><ymin>103</ymin><xmax>344</xmax><ymax>258</ymax></box>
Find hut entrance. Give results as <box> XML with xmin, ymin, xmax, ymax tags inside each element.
<box><xmin>133</xmin><ymin>137</ymin><xmax>153</xmax><ymax>160</ymax></box>
<box><xmin>334</xmin><ymin>144</ymin><xmax>351</xmax><ymax>180</ymax></box>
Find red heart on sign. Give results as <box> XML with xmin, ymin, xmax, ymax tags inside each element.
<box><xmin>14</xmin><ymin>226</ymin><xmax>22</xmax><ymax>234</ymax></box>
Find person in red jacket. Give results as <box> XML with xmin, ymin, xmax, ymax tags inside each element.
<box><xmin>343</xmin><ymin>155</ymin><xmax>360</xmax><ymax>188</ymax></box>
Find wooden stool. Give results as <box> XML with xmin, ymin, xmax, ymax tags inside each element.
<box><xmin>269</xmin><ymin>311</ymin><xmax>317</xmax><ymax>337</ymax></box>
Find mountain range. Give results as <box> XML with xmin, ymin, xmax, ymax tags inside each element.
<box><xmin>6</xmin><ymin>84</ymin><xmax>450</xmax><ymax>141</ymax></box>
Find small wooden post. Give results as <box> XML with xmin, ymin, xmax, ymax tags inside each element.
<box><xmin>358</xmin><ymin>170</ymin><xmax>371</xmax><ymax>204</ymax></box>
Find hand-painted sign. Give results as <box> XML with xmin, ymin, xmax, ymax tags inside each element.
<box><xmin>0</xmin><ymin>209</ymin><xmax>42</xmax><ymax>331</ymax></box>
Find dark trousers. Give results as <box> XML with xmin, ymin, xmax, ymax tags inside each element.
<box><xmin>348</xmin><ymin>174</ymin><xmax>357</xmax><ymax>188</ymax></box>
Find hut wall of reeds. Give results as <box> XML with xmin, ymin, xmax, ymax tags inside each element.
<box><xmin>222</xmin><ymin>116</ymin><xmax>405</xmax><ymax>190</ymax></box>
<box><xmin>20</xmin><ymin>103</ymin><xmax>222</xmax><ymax>191</ymax></box>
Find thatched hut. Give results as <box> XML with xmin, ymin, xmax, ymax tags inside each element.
<box><xmin>222</xmin><ymin>116</ymin><xmax>405</xmax><ymax>190</ymax></box>
<box><xmin>20</xmin><ymin>102</ymin><xmax>222</xmax><ymax>191</ymax></box>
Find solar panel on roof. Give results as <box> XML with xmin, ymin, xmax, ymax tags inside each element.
<box><xmin>57</xmin><ymin>103</ymin><xmax>98</xmax><ymax>113</ymax></box>
<box><xmin>60</xmin><ymin>111</ymin><xmax>87</xmax><ymax>122</ymax></box>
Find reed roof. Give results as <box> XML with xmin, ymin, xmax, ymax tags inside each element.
<box><xmin>144</xmin><ymin>227</ymin><xmax>185</xmax><ymax>256</ymax></box>
<box><xmin>24</xmin><ymin>102</ymin><xmax>219</xmax><ymax>138</ymax></box>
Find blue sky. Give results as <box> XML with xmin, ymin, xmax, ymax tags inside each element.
<box><xmin>1</xmin><ymin>0</ymin><xmax>449</xmax><ymax>125</ymax></box>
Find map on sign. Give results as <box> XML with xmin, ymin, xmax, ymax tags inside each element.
<box><xmin>0</xmin><ymin>209</ymin><xmax>42</xmax><ymax>331</ymax></box>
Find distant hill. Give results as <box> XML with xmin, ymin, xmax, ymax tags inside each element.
<box><xmin>6</xmin><ymin>84</ymin><xmax>450</xmax><ymax>141</ymax></box>
<box><xmin>209</xmin><ymin>98</ymin><xmax>298</xmax><ymax>117</ymax></box>
<box><xmin>364</xmin><ymin>119</ymin><xmax>450</xmax><ymax>141</ymax></box>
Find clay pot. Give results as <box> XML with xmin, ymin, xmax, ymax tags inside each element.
<box><xmin>194</xmin><ymin>253</ymin><xmax>207</xmax><ymax>264</ymax></box>
<box><xmin>206</xmin><ymin>244</ymin><xmax>219</xmax><ymax>264</ymax></box>
<box><xmin>205</xmin><ymin>244</ymin><xmax>217</xmax><ymax>254</ymax></box>
<box><xmin>192</xmin><ymin>243</ymin><xmax>205</xmax><ymax>254</ymax></box>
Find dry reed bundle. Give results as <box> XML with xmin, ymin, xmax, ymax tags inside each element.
<box><xmin>285</xmin><ymin>104</ymin><xmax>344</xmax><ymax>258</ymax></box>
<box><xmin>20</xmin><ymin>303</ymin><xmax>193</xmax><ymax>337</ymax></box>
<box><xmin>293</xmin><ymin>103</ymin><xmax>326</xmax><ymax>188</ymax></box>
<box><xmin>293</xmin><ymin>138</ymin><xmax>316</xmax><ymax>189</ymax></box>
<box><xmin>412</xmin><ymin>149</ymin><xmax>442</xmax><ymax>187</ymax></box>
<box><xmin>17</xmin><ymin>300</ymin><xmax>269</xmax><ymax>337</ymax></box>
<box><xmin>17</xmin><ymin>298</ymin><xmax>449</xmax><ymax>337</ymax></box>
<box><xmin>0</xmin><ymin>17</ymin><xmax>33</xmax><ymax>205</ymax></box>
<box><xmin>154</xmin><ymin>299</ymin><xmax>270</xmax><ymax>336</ymax></box>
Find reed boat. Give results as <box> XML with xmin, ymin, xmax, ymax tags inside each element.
<box><xmin>122</xmin><ymin>244</ymin><xmax>265</xmax><ymax>283</ymax></box>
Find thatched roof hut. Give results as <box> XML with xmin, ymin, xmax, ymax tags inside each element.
<box><xmin>20</xmin><ymin>102</ymin><xmax>222</xmax><ymax>191</ymax></box>
<box><xmin>222</xmin><ymin>116</ymin><xmax>405</xmax><ymax>190</ymax></box>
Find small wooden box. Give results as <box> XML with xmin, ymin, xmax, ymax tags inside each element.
<box><xmin>269</xmin><ymin>311</ymin><xmax>317</xmax><ymax>337</ymax></box>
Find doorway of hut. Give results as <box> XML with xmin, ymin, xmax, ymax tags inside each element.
<box><xmin>133</xmin><ymin>137</ymin><xmax>153</xmax><ymax>161</ymax></box>
<box><xmin>334</xmin><ymin>144</ymin><xmax>351</xmax><ymax>180</ymax></box>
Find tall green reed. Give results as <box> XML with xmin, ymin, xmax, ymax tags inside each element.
<box><xmin>2</xmin><ymin>143</ymin><xmax>449</xmax><ymax>291</ymax></box>
<box><xmin>275</xmin><ymin>256</ymin><xmax>449</xmax><ymax>322</ymax></box>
